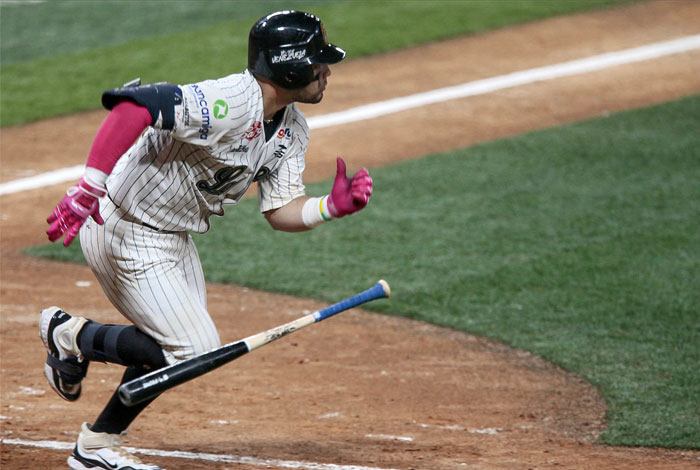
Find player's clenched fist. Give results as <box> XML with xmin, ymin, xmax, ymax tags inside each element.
<box><xmin>327</xmin><ymin>157</ymin><xmax>373</xmax><ymax>218</ymax></box>
<box><xmin>46</xmin><ymin>176</ymin><xmax>106</xmax><ymax>247</ymax></box>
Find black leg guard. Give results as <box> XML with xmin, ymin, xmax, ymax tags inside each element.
<box><xmin>78</xmin><ymin>321</ymin><xmax>167</xmax><ymax>370</ymax></box>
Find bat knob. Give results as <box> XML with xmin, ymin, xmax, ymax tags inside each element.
<box><xmin>378</xmin><ymin>279</ymin><xmax>391</xmax><ymax>298</ymax></box>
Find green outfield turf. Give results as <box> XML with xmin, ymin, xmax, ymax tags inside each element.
<box><xmin>0</xmin><ymin>0</ymin><xmax>635</xmax><ymax>126</ymax></box>
<box><xmin>11</xmin><ymin>0</ymin><xmax>697</xmax><ymax>452</ymax></box>
<box><xmin>27</xmin><ymin>95</ymin><xmax>700</xmax><ymax>448</ymax></box>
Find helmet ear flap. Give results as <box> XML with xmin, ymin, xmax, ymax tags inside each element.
<box><xmin>282</xmin><ymin>65</ymin><xmax>315</xmax><ymax>89</ymax></box>
<box><xmin>285</xmin><ymin>71</ymin><xmax>299</xmax><ymax>87</ymax></box>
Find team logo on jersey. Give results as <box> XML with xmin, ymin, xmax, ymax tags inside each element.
<box><xmin>196</xmin><ymin>165</ymin><xmax>248</xmax><ymax>195</ymax></box>
<box><xmin>244</xmin><ymin>121</ymin><xmax>262</xmax><ymax>140</ymax></box>
<box><xmin>213</xmin><ymin>100</ymin><xmax>228</xmax><ymax>119</ymax></box>
<box><xmin>271</xmin><ymin>48</ymin><xmax>306</xmax><ymax>64</ymax></box>
<box><xmin>253</xmin><ymin>166</ymin><xmax>270</xmax><ymax>182</ymax></box>
<box><xmin>277</xmin><ymin>128</ymin><xmax>292</xmax><ymax>139</ymax></box>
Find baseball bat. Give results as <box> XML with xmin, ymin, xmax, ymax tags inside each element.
<box><xmin>118</xmin><ymin>280</ymin><xmax>391</xmax><ymax>406</ymax></box>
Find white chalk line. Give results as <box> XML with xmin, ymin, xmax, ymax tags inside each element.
<box><xmin>0</xmin><ymin>1</ymin><xmax>48</xmax><ymax>5</ymax></box>
<box><xmin>0</xmin><ymin>164</ymin><xmax>85</xmax><ymax>196</ymax></box>
<box><xmin>1</xmin><ymin>437</ymin><xmax>400</xmax><ymax>470</ymax></box>
<box><xmin>1</xmin><ymin>34</ymin><xmax>698</xmax><ymax>197</ymax></box>
<box><xmin>307</xmin><ymin>34</ymin><xmax>700</xmax><ymax>130</ymax></box>
<box><xmin>364</xmin><ymin>434</ymin><xmax>414</xmax><ymax>442</ymax></box>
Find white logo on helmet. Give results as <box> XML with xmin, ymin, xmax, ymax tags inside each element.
<box><xmin>271</xmin><ymin>48</ymin><xmax>307</xmax><ymax>64</ymax></box>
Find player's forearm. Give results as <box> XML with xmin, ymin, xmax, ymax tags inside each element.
<box><xmin>264</xmin><ymin>196</ymin><xmax>316</xmax><ymax>232</ymax></box>
<box><xmin>85</xmin><ymin>100</ymin><xmax>152</xmax><ymax>186</ymax></box>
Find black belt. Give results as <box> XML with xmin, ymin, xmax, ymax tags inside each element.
<box><xmin>107</xmin><ymin>195</ymin><xmax>164</xmax><ymax>232</ymax></box>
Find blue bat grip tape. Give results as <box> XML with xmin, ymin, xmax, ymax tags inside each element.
<box><xmin>313</xmin><ymin>282</ymin><xmax>387</xmax><ymax>322</ymax></box>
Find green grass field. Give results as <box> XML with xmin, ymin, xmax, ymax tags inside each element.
<box><xmin>1</xmin><ymin>0</ymin><xmax>635</xmax><ymax>126</ymax></box>
<box><xmin>8</xmin><ymin>0</ymin><xmax>698</xmax><ymax>450</ymax></box>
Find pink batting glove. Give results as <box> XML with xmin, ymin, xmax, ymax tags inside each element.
<box><xmin>46</xmin><ymin>177</ymin><xmax>106</xmax><ymax>247</ymax></box>
<box><xmin>327</xmin><ymin>158</ymin><xmax>373</xmax><ymax>218</ymax></box>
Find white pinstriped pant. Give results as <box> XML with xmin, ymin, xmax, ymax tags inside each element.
<box><xmin>80</xmin><ymin>198</ymin><xmax>221</xmax><ymax>365</ymax></box>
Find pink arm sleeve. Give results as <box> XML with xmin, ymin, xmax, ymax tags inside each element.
<box><xmin>85</xmin><ymin>100</ymin><xmax>153</xmax><ymax>175</ymax></box>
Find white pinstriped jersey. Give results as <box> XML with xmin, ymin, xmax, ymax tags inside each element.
<box><xmin>106</xmin><ymin>70</ymin><xmax>309</xmax><ymax>233</ymax></box>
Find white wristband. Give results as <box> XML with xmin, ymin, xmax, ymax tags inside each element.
<box><xmin>83</xmin><ymin>167</ymin><xmax>109</xmax><ymax>190</ymax></box>
<box><xmin>301</xmin><ymin>195</ymin><xmax>333</xmax><ymax>228</ymax></box>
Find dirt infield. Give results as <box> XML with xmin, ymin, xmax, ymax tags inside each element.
<box><xmin>2</xmin><ymin>1</ymin><xmax>700</xmax><ymax>469</ymax></box>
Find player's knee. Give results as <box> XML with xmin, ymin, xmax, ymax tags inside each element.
<box><xmin>187</xmin><ymin>336</ymin><xmax>222</xmax><ymax>359</ymax></box>
<box><xmin>165</xmin><ymin>335</ymin><xmax>221</xmax><ymax>365</ymax></box>
<box><xmin>118</xmin><ymin>326</ymin><xmax>169</xmax><ymax>370</ymax></box>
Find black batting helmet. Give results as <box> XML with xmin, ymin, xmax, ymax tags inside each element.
<box><xmin>248</xmin><ymin>10</ymin><xmax>346</xmax><ymax>89</ymax></box>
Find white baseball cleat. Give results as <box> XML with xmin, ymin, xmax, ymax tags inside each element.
<box><xmin>39</xmin><ymin>306</ymin><xmax>89</xmax><ymax>401</ymax></box>
<box><xmin>68</xmin><ymin>422</ymin><xmax>164</xmax><ymax>470</ymax></box>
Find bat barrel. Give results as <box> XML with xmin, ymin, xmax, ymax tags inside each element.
<box><xmin>119</xmin><ymin>341</ymin><xmax>250</xmax><ymax>406</ymax></box>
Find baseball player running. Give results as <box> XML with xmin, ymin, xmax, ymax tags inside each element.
<box><xmin>39</xmin><ymin>11</ymin><xmax>372</xmax><ymax>470</ymax></box>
